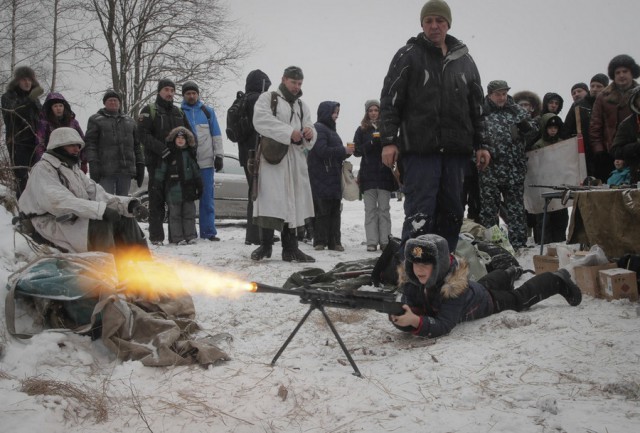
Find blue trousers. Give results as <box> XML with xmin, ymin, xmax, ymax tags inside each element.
<box><xmin>199</xmin><ymin>167</ymin><xmax>217</xmax><ymax>238</ymax></box>
<box><xmin>401</xmin><ymin>154</ymin><xmax>467</xmax><ymax>252</ymax></box>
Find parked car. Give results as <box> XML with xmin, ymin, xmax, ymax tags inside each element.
<box><xmin>130</xmin><ymin>154</ymin><xmax>248</xmax><ymax>222</ymax></box>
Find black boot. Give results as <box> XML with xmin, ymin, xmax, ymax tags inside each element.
<box><xmin>552</xmin><ymin>269</ymin><xmax>582</xmax><ymax>306</ymax></box>
<box><xmin>504</xmin><ymin>265</ymin><xmax>524</xmax><ymax>288</ymax></box>
<box><xmin>281</xmin><ymin>228</ymin><xmax>315</xmax><ymax>263</ymax></box>
<box><xmin>251</xmin><ymin>244</ymin><xmax>272</xmax><ymax>261</ymax></box>
<box><xmin>513</xmin><ymin>270</ymin><xmax>581</xmax><ymax>310</ymax></box>
<box><xmin>489</xmin><ymin>269</ymin><xmax>582</xmax><ymax>313</ymax></box>
<box><xmin>250</xmin><ymin>228</ymin><xmax>274</xmax><ymax>261</ymax></box>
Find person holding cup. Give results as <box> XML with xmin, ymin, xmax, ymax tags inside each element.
<box><xmin>353</xmin><ymin>99</ymin><xmax>396</xmax><ymax>252</ymax></box>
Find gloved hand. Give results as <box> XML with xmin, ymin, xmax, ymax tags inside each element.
<box><xmin>89</xmin><ymin>164</ymin><xmax>101</xmax><ymax>182</ymax></box>
<box><xmin>136</xmin><ymin>163</ymin><xmax>145</xmax><ymax>187</ymax></box>
<box><xmin>517</xmin><ymin>119</ymin><xmax>533</xmax><ymax>133</ymax></box>
<box><xmin>127</xmin><ymin>199</ymin><xmax>141</xmax><ymax>213</ymax></box>
<box><xmin>128</xmin><ymin>199</ymin><xmax>148</xmax><ymax>220</ymax></box>
<box><xmin>28</xmin><ymin>86</ymin><xmax>44</xmax><ymax>101</ymax></box>
<box><xmin>214</xmin><ymin>156</ymin><xmax>224</xmax><ymax>172</ymax></box>
<box><xmin>102</xmin><ymin>207</ymin><xmax>121</xmax><ymax>223</ymax></box>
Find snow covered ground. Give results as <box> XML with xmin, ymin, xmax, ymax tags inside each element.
<box><xmin>0</xmin><ymin>196</ymin><xmax>638</xmax><ymax>433</ymax></box>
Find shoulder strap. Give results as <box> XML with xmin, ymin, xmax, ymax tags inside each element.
<box><xmin>149</xmin><ymin>102</ymin><xmax>184</xmax><ymax>121</ymax></box>
<box><xmin>200</xmin><ymin>104</ymin><xmax>211</xmax><ymax>120</ymax></box>
<box><xmin>270</xmin><ymin>91</ymin><xmax>278</xmax><ymax>116</ymax></box>
<box><xmin>271</xmin><ymin>92</ymin><xmax>304</xmax><ymax>124</ymax></box>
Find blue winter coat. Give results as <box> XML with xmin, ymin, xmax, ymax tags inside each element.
<box><xmin>353</xmin><ymin>125</ymin><xmax>396</xmax><ymax>192</ymax></box>
<box><xmin>308</xmin><ymin>101</ymin><xmax>346</xmax><ymax>200</ymax></box>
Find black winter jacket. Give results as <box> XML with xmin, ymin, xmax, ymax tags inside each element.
<box><xmin>85</xmin><ymin>108</ymin><xmax>143</xmax><ymax>177</ymax></box>
<box><xmin>1</xmin><ymin>83</ymin><xmax>42</xmax><ymax>150</ymax></box>
<box><xmin>137</xmin><ymin>96</ymin><xmax>192</xmax><ymax>169</ymax></box>
<box><xmin>611</xmin><ymin>113</ymin><xmax>640</xmax><ymax>184</ymax></box>
<box><xmin>238</xmin><ymin>69</ymin><xmax>272</xmax><ymax>167</ymax></box>
<box><xmin>308</xmin><ymin>101</ymin><xmax>345</xmax><ymax>200</ymax></box>
<box><xmin>353</xmin><ymin>125</ymin><xmax>396</xmax><ymax>192</ymax></box>
<box><xmin>379</xmin><ymin>33</ymin><xmax>485</xmax><ymax>156</ymax></box>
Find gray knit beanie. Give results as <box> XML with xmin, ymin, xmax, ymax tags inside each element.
<box><xmin>420</xmin><ymin>0</ymin><xmax>452</xmax><ymax>28</ymax></box>
<box><xmin>364</xmin><ymin>99</ymin><xmax>380</xmax><ymax>111</ymax></box>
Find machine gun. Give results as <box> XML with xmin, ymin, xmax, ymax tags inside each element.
<box><xmin>250</xmin><ymin>282</ymin><xmax>405</xmax><ymax>377</ymax></box>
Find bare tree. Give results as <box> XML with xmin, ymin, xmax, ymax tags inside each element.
<box><xmin>78</xmin><ymin>0</ymin><xmax>251</xmax><ymax>115</ymax></box>
<box><xmin>46</xmin><ymin>0</ymin><xmax>90</xmax><ymax>91</ymax></box>
<box><xmin>0</xmin><ymin>0</ymin><xmax>49</xmax><ymax>86</ymax></box>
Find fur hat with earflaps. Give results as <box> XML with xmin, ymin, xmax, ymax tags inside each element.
<box><xmin>404</xmin><ymin>234</ymin><xmax>451</xmax><ymax>289</ymax></box>
<box><xmin>607</xmin><ymin>54</ymin><xmax>640</xmax><ymax>80</ymax></box>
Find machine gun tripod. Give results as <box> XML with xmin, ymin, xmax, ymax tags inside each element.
<box><xmin>250</xmin><ymin>282</ymin><xmax>405</xmax><ymax>377</ymax></box>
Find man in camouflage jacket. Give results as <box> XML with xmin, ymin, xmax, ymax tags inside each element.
<box><xmin>479</xmin><ymin>80</ymin><xmax>538</xmax><ymax>249</ymax></box>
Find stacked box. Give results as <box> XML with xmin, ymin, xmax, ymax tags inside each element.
<box><xmin>574</xmin><ymin>262</ymin><xmax>617</xmax><ymax>298</ymax></box>
<box><xmin>598</xmin><ymin>268</ymin><xmax>638</xmax><ymax>302</ymax></box>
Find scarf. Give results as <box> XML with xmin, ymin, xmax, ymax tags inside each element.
<box><xmin>278</xmin><ymin>82</ymin><xmax>302</xmax><ymax>103</ymax></box>
<box><xmin>47</xmin><ymin>148</ymin><xmax>79</xmax><ymax>167</ymax></box>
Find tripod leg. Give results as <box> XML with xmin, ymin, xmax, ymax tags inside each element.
<box><xmin>271</xmin><ymin>305</ymin><xmax>316</xmax><ymax>366</ymax></box>
<box><xmin>317</xmin><ymin>305</ymin><xmax>362</xmax><ymax>377</ymax></box>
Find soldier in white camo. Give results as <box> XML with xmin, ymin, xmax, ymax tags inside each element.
<box><xmin>478</xmin><ymin>80</ymin><xmax>538</xmax><ymax>249</ymax></box>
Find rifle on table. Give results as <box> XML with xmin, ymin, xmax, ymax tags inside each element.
<box><xmin>250</xmin><ymin>282</ymin><xmax>404</xmax><ymax>377</ymax></box>
<box><xmin>528</xmin><ymin>184</ymin><xmax>606</xmax><ymax>191</ymax></box>
<box><xmin>528</xmin><ymin>184</ymin><xmax>609</xmax><ymax>205</ymax></box>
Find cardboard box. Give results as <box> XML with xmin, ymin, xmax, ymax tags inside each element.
<box><xmin>533</xmin><ymin>255</ymin><xmax>559</xmax><ymax>275</ymax></box>
<box><xmin>546</xmin><ymin>246</ymin><xmax>558</xmax><ymax>257</ymax></box>
<box><xmin>574</xmin><ymin>262</ymin><xmax>617</xmax><ymax>298</ymax></box>
<box><xmin>598</xmin><ymin>268</ymin><xmax>638</xmax><ymax>302</ymax></box>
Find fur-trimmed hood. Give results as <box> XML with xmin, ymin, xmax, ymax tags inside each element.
<box><xmin>166</xmin><ymin>126</ymin><xmax>196</xmax><ymax>147</ymax></box>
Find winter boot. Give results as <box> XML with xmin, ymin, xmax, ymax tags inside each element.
<box><xmin>512</xmin><ymin>270</ymin><xmax>582</xmax><ymax>311</ymax></box>
<box><xmin>251</xmin><ymin>244</ymin><xmax>272</xmax><ymax>261</ymax></box>
<box><xmin>281</xmin><ymin>228</ymin><xmax>315</xmax><ymax>263</ymax></box>
<box><xmin>552</xmin><ymin>269</ymin><xmax>582</xmax><ymax>306</ymax></box>
<box><xmin>504</xmin><ymin>265</ymin><xmax>524</xmax><ymax>288</ymax></box>
<box><xmin>250</xmin><ymin>228</ymin><xmax>274</xmax><ymax>261</ymax></box>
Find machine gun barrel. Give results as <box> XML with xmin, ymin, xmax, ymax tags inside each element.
<box><xmin>250</xmin><ymin>282</ymin><xmax>405</xmax><ymax>316</ymax></box>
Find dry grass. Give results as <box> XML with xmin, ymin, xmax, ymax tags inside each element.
<box><xmin>0</xmin><ymin>148</ymin><xmax>18</xmax><ymax>213</ymax></box>
<box><xmin>21</xmin><ymin>377</ymin><xmax>109</xmax><ymax>423</ymax></box>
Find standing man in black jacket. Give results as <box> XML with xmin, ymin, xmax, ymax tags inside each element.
<box><xmin>1</xmin><ymin>66</ymin><xmax>43</xmax><ymax>197</ymax></box>
<box><xmin>379</xmin><ymin>0</ymin><xmax>489</xmax><ymax>252</ymax></box>
<box><xmin>138</xmin><ymin>78</ymin><xmax>193</xmax><ymax>246</ymax></box>
<box><xmin>85</xmin><ymin>90</ymin><xmax>144</xmax><ymax>196</ymax></box>
<box><xmin>238</xmin><ymin>69</ymin><xmax>271</xmax><ymax>246</ymax></box>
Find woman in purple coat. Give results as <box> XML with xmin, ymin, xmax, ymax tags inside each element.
<box><xmin>36</xmin><ymin>92</ymin><xmax>88</xmax><ymax>173</ymax></box>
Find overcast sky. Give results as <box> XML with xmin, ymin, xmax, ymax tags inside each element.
<box><xmin>68</xmin><ymin>0</ymin><xmax>639</xmax><ymax>157</ymax></box>
<box><xmin>218</xmin><ymin>0</ymin><xmax>638</xmax><ymax>153</ymax></box>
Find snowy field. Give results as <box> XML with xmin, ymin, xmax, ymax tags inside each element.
<box><xmin>0</xmin><ymin>197</ymin><xmax>638</xmax><ymax>433</ymax></box>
